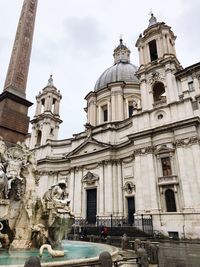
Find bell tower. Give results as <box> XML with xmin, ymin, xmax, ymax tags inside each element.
<box><xmin>136</xmin><ymin>14</ymin><xmax>182</xmax><ymax>111</ymax></box>
<box><xmin>30</xmin><ymin>76</ymin><xmax>62</xmax><ymax>148</ymax></box>
<box><xmin>0</xmin><ymin>0</ymin><xmax>38</xmax><ymax>144</ymax></box>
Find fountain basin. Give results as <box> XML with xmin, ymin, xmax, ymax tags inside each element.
<box><xmin>0</xmin><ymin>240</ymin><xmax>119</xmax><ymax>267</ymax></box>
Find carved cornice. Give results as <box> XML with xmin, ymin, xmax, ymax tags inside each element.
<box><xmin>122</xmin><ymin>156</ymin><xmax>134</xmax><ymax>163</ymax></box>
<box><xmin>84</xmin><ymin>163</ymin><xmax>99</xmax><ymax>170</ymax></box>
<box><xmin>148</xmin><ymin>71</ymin><xmax>164</xmax><ymax>85</ymax></box>
<box><xmin>174</xmin><ymin>137</ymin><xmax>200</xmax><ymax>147</ymax></box>
<box><xmin>134</xmin><ymin>146</ymin><xmax>155</xmax><ymax>156</ymax></box>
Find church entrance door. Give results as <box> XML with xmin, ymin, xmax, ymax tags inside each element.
<box><xmin>86</xmin><ymin>188</ymin><xmax>97</xmax><ymax>224</ymax></box>
<box><xmin>127</xmin><ymin>197</ymin><xmax>135</xmax><ymax>226</ymax></box>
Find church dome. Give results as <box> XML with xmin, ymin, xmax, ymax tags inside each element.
<box><xmin>94</xmin><ymin>39</ymin><xmax>139</xmax><ymax>91</ymax></box>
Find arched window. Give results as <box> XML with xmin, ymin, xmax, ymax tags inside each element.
<box><xmin>165</xmin><ymin>189</ymin><xmax>177</xmax><ymax>212</ymax></box>
<box><xmin>153</xmin><ymin>82</ymin><xmax>166</xmax><ymax>103</ymax></box>
<box><xmin>36</xmin><ymin>130</ymin><xmax>42</xmax><ymax>146</ymax></box>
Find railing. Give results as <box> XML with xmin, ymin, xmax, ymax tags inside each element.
<box><xmin>96</xmin><ymin>215</ymin><xmax>127</xmax><ymax>227</ymax></box>
<box><xmin>153</xmin><ymin>97</ymin><xmax>167</xmax><ymax>108</ymax></box>
<box><xmin>134</xmin><ymin>214</ymin><xmax>153</xmax><ymax>235</ymax></box>
<box><xmin>73</xmin><ymin>214</ymin><xmax>153</xmax><ymax>235</ymax></box>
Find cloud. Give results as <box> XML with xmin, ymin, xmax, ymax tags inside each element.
<box><xmin>63</xmin><ymin>16</ymin><xmax>106</xmax><ymax>59</ymax></box>
<box><xmin>175</xmin><ymin>0</ymin><xmax>200</xmax><ymax>66</ymax></box>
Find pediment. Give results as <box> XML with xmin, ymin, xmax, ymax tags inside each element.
<box><xmin>66</xmin><ymin>138</ymin><xmax>112</xmax><ymax>158</ymax></box>
<box><xmin>155</xmin><ymin>145</ymin><xmax>174</xmax><ymax>155</ymax></box>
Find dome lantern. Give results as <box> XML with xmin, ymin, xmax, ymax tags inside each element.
<box><xmin>113</xmin><ymin>38</ymin><xmax>131</xmax><ymax>64</ymax></box>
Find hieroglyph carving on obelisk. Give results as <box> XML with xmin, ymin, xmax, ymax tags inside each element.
<box><xmin>4</xmin><ymin>0</ymin><xmax>38</xmax><ymax>96</ymax></box>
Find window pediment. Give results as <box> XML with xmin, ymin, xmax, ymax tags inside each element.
<box><xmin>155</xmin><ymin>145</ymin><xmax>174</xmax><ymax>155</ymax></box>
<box><xmin>82</xmin><ymin>171</ymin><xmax>99</xmax><ymax>185</ymax></box>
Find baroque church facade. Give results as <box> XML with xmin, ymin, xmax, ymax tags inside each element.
<box><xmin>27</xmin><ymin>14</ymin><xmax>200</xmax><ymax>239</ymax></box>
<box><xmin>1</xmin><ymin>0</ymin><xmax>200</xmax><ymax>239</ymax></box>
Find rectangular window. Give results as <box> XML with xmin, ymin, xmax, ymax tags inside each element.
<box><xmin>149</xmin><ymin>40</ymin><xmax>158</xmax><ymax>61</ymax></box>
<box><xmin>128</xmin><ymin>105</ymin><xmax>134</xmax><ymax>117</ymax></box>
<box><xmin>188</xmin><ymin>81</ymin><xmax>194</xmax><ymax>92</ymax></box>
<box><xmin>161</xmin><ymin>157</ymin><xmax>172</xmax><ymax>176</ymax></box>
<box><xmin>101</xmin><ymin>105</ymin><xmax>108</xmax><ymax>122</ymax></box>
<box><xmin>103</xmin><ymin>109</ymin><xmax>108</xmax><ymax>122</ymax></box>
<box><xmin>192</xmin><ymin>101</ymin><xmax>198</xmax><ymax>110</ymax></box>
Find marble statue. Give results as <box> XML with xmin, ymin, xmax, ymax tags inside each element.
<box><xmin>0</xmin><ymin>164</ymin><xmax>8</xmax><ymax>199</ymax></box>
<box><xmin>43</xmin><ymin>180</ymin><xmax>71</xmax><ymax>213</ymax></box>
<box><xmin>0</xmin><ymin>138</ymin><xmax>74</xmax><ymax>249</ymax></box>
<box><xmin>42</xmin><ymin>180</ymin><xmax>74</xmax><ymax>246</ymax></box>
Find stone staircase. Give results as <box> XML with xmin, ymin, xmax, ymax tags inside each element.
<box><xmin>68</xmin><ymin>226</ymin><xmax>151</xmax><ymax>247</ymax></box>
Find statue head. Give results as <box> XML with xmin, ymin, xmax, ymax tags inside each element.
<box><xmin>58</xmin><ymin>179</ymin><xmax>67</xmax><ymax>190</ymax></box>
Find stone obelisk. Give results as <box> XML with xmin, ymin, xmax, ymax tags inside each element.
<box><xmin>0</xmin><ymin>0</ymin><xmax>38</xmax><ymax>144</ymax></box>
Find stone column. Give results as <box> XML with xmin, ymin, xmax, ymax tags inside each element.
<box><xmin>29</xmin><ymin>126</ymin><xmax>37</xmax><ymax>149</ymax></box>
<box><xmin>98</xmin><ymin>105</ymin><xmax>101</xmax><ymax>124</ymax></box>
<box><xmin>54</xmin><ymin>100</ymin><xmax>60</xmax><ymax>115</ymax></box>
<box><xmin>134</xmin><ymin>155</ymin><xmax>144</xmax><ymax>213</ymax></box>
<box><xmin>90</xmin><ymin>100</ymin><xmax>97</xmax><ymax>125</ymax></box>
<box><xmin>111</xmin><ymin>91</ymin><xmax>116</xmax><ymax>121</ymax></box>
<box><xmin>73</xmin><ymin>167</ymin><xmax>82</xmax><ymax>216</ymax></box>
<box><xmin>157</xmin><ymin>38</ymin><xmax>162</xmax><ymax>58</ymax></box>
<box><xmin>193</xmin><ymin>76</ymin><xmax>200</xmax><ymax>94</ymax></box>
<box><xmin>41</xmin><ymin>122</ymin><xmax>49</xmax><ymax>145</ymax></box>
<box><xmin>165</xmin><ymin>67</ymin><xmax>179</xmax><ymax>103</ymax></box>
<box><xmin>112</xmin><ymin>161</ymin><xmax>118</xmax><ymax>214</ymax></box>
<box><xmin>69</xmin><ymin>168</ymin><xmax>75</xmax><ymax>213</ymax></box>
<box><xmin>138</xmin><ymin>47</ymin><xmax>144</xmax><ymax>66</ymax></box>
<box><xmin>54</xmin><ymin>125</ymin><xmax>59</xmax><ymax>140</ymax></box>
<box><xmin>140</xmin><ymin>77</ymin><xmax>149</xmax><ymax>111</ymax></box>
<box><xmin>185</xmin><ymin>144</ymin><xmax>200</xmax><ymax>207</ymax></box>
<box><xmin>36</xmin><ymin>99</ymin><xmax>41</xmax><ymax>115</ymax></box>
<box><xmin>99</xmin><ymin>162</ymin><xmax>104</xmax><ymax>215</ymax></box>
<box><xmin>117</xmin><ymin>91</ymin><xmax>124</xmax><ymax>121</ymax></box>
<box><xmin>107</xmin><ymin>101</ymin><xmax>111</xmax><ymax>122</ymax></box>
<box><xmin>117</xmin><ymin>160</ymin><xmax>123</xmax><ymax>215</ymax></box>
<box><xmin>176</xmin><ymin>146</ymin><xmax>193</xmax><ymax>209</ymax></box>
<box><xmin>146</xmin><ymin>153</ymin><xmax>159</xmax><ymax>212</ymax></box>
<box><xmin>191</xmin><ymin>143</ymin><xmax>200</xmax><ymax>209</ymax></box>
<box><xmin>104</xmin><ymin>161</ymin><xmax>113</xmax><ymax>214</ymax></box>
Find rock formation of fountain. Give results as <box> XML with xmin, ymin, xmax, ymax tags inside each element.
<box><xmin>0</xmin><ymin>137</ymin><xmax>74</xmax><ymax>250</ymax></box>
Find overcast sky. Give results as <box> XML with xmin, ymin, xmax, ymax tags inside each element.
<box><xmin>0</xmin><ymin>0</ymin><xmax>199</xmax><ymax>139</ymax></box>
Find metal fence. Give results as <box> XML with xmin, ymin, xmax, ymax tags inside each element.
<box><xmin>134</xmin><ymin>214</ymin><xmax>153</xmax><ymax>235</ymax></box>
<box><xmin>74</xmin><ymin>214</ymin><xmax>153</xmax><ymax>235</ymax></box>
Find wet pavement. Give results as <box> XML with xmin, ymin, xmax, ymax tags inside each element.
<box><xmin>158</xmin><ymin>241</ymin><xmax>200</xmax><ymax>267</ymax></box>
